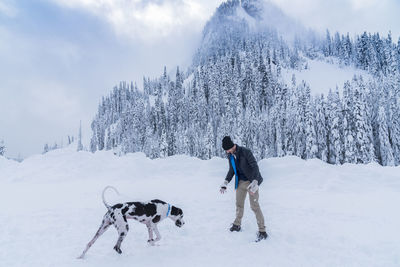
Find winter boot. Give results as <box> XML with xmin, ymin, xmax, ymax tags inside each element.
<box><xmin>229</xmin><ymin>224</ymin><xmax>241</xmax><ymax>232</ymax></box>
<box><xmin>255</xmin><ymin>231</ymin><xmax>268</xmax><ymax>242</ymax></box>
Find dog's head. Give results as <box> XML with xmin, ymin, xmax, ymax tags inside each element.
<box><xmin>169</xmin><ymin>206</ymin><xmax>185</xmax><ymax>228</ymax></box>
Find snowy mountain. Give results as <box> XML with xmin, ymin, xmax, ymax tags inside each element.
<box><xmin>195</xmin><ymin>0</ymin><xmax>373</xmax><ymax>95</ymax></box>
<box><xmin>1</xmin><ymin>148</ymin><xmax>400</xmax><ymax>266</ymax></box>
<box><xmin>194</xmin><ymin>0</ymin><xmax>308</xmax><ymax>65</ymax></box>
<box><xmin>89</xmin><ymin>0</ymin><xmax>400</xmax><ymax>166</ymax></box>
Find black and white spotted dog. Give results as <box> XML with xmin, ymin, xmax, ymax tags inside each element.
<box><xmin>78</xmin><ymin>186</ymin><xmax>184</xmax><ymax>259</ymax></box>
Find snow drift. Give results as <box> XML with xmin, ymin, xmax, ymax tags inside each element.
<box><xmin>0</xmin><ymin>147</ymin><xmax>399</xmax><ymax>266</ymax></box>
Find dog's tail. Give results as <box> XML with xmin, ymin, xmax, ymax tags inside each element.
<box><xmin>102</xmin><ymin>186</ymin><xmax>120</xmax><ymax>211</ymax></box>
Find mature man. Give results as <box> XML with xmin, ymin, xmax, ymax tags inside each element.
<box><xmin>220</xmin><ymin>136</ymin><xmax>268</xmax><ymax>242</ymax></box>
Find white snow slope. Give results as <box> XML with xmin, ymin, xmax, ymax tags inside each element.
<box><xmin>281</xmin><ymin>58</ymin><xmax>372</xmax><ymax>96</ymax></box>
<box><xmin>1</xmin><ymin>147</ymin><xmax>399</xmax><ymax>267</ymax></box>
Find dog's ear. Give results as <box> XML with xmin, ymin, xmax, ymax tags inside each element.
<box><xmin>170</xmin><ymin>206</ymin><xmax>183</xmax><ymax>216</ymax></box>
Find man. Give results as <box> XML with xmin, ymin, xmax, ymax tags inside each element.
<box><xmin>220</xmin><ymin>136</ymin><xmax>268</xmax><ymax>242</ymax></box>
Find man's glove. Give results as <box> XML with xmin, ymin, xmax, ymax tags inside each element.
<box><xmin>220</xmin><ymin>180</ymin><xmax>228</xmax><ymax>194</ymax></box>
<box><xmin>247</xmin><ymin>180</ymin><xmax>259</xmax><ymax>194</ymax></box>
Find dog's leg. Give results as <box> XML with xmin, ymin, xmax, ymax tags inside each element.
<box><xmin>152</xmin><ymin>224</ymin><xmax>162</xmax><ymax>243</ymax></box>
<box><xmin>78</xmin><ymin>219</ymin><xmax>111</xmax><ymax>259</ymax></box>
<box><xmin>146</xmin><ymin>222</ymin><xmax>155</xmax><ymax>245</ymax></box>
<box><xmin>113</xmin><ymin>216</ymin><xmax>129</xmax><ymax>254</ymax></box>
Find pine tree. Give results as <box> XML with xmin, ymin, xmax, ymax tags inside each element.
<box><xmin>304</xmin><ymin>84</ymin><xmax>318</xmax><ymax>159</ymax></box>
<box><xmin>43</xmin><ymin>143</ymin><xmax>49</xmax><ymax>154</ymax></box>
<box><xmin>257</xmin><ymin>53</ymin><xmax>269</xmax><ymax>111</ymax></box>
<box><xmin>284</xmin><ymin>76</ymin><xmax>297</xmax><ymax>156</ymax></box>
<box><xmin>77</xmin><ymin>120</ymin><xmax>84</xmax><ymax>151</ymax></box>
<box><xmin>341</xmin><ymin>33</ymin><xmax>352</xmax><ymax>66</ymax></box>
<box><xmin>356</xmin><ymin>32</ymin><xmax>370</xmax><ymax>70</ymax></box>
<box><xmin>333</xmin><ymin>32</ymin><xmax>341</xmax><ymax>57</ymax></box>
<box><xmin>396</xmin><ymin>37</ymin><xmax>400</xmax><ymax>74</ymax></box>
<box><xmin>0</xmin><ymin>140</ymin><xmax>5</xmax><ymax>156</ymax></box>
<box><xmin>391</xmin><ymin>114</ymin><xmax>400</xmax><ymax>165</ymax></box>
<box><xmin>315</xmin><ymin>95</ymin><xmax>328</xmax><ymax>162</ymax></box>
<box><xmin>352</xmin><ymin>76</ymin><xmax>374</xmax><ymax>163</ymax></box>
<box><xmin>377</xmin><ymin>106</ymin><xmax>395</xmax><ymax>166</ymax></box>
<box><xmin>388</xmin><ymin>91</ymin><xmax>400</xmax><ymax>165</ymax></box>
<box><xmin>327</xmin><ymin>88</ymin><xmax>343</xmax><ymax>164</ymax></box>
<box><xmin>342</xmin><ymin>81</ymin><xmax>356</xmax><ymax>163</ymax></box>
<box><xmin>324</xmin><ymin>29</ymin><xmax>332</xmax><ymax>56</ymax></box>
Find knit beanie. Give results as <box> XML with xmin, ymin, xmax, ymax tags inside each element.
<box><xmin>222</xmin><ymin>136</ymin><xmax>234</xmax><ymax>150</ymax></box>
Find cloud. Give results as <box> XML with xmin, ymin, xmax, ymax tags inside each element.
<box><xmin>0</xmin><ymin>0</ymin><xmax>18</xmax><ymax>17</ymax></box>
<box><xmin>269</xmin><ymin>0</ymin><xmax>400</xmax><ymax>39</ymax></box>
<box><xmin>350</xmin><ymin>0</ymin><xmax>379</xmax><ymax>10</ymax></box>
<box><xmin>0</xmin><ymin>0</ymin><xmax>224</xmax><ymax>158</ymax></box>
<box><xmin>0</xmin><ymin>26</ymin><xmax>88</xmax><ymax>157</ymax></box>
<box><xmin>2</xmin><ymin>0</ymin><xmax>399</xmax><ymax>159</ymax></box>
<box><xmin>48</xmin><ymin>0</ymin><xmax>220</xmax><ymax>42</ymax></box>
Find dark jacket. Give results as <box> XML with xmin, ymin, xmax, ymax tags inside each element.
<box><xmin>225</xmin><ymin>145</ymin><xmax>263</xmax><ymax>185</ymax></box>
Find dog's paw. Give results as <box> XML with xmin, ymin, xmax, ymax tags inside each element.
<box><xmin>113</xmin><ymin>246</ymin><xmax>122</xmax><ymax>254</ymax></box>
<box><xmin>147</xmin><ymin>239</ymin><xmax>155</xmax><ymax>246</ymax></box>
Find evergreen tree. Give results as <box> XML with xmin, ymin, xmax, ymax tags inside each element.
<box><xmin>324</xmin><ymin>30</ymin><xmax>332</xmax><ymax>56</ymax></box>
<box><xmin>43</xmin><ymin>143</ymin><xmax>49</xmax><ymax>154</ymax></box>
<box><xmin>284</xmin><ymin>75</ymin><xmax>297</xmax><ymax>156</ymax></box>
<box><xmin>327</xmin><ymin>88</ymin><xmax>343</xmax><ymax>164</ymax></box>
<box><xmin>294</xmin><ymin>82</ymin><xmax>307</xmax><ymax>158</ymax></box>
<box><xmin>356</xmin><ymin>32</ymin><xmax>370</xmax><ymax>70</ymax></box>
<box><xmin>0</xmin><ymin>140</ymin><xmax>5</xmax><ymax>156</ymax></box>
<box><xmin>342</xmin><ymin>33</ymin><xmax>352</xmax><ymax>66</ymax></box>
<box><xmin>352</xmin><ymin>77</ymin><xmax>374</xmax><ymax>163</ymax></box>
<box><xmin>342</xmin><ymin>81</ymin><xmax>356</xmax><ymax>163</ymax></box>
<box><xmin>377</xmin><ymin>106</ymin><xmax>395</xmax><ymax>166</ymax></box>
<box><xmin>391</xmin><ymin>108</ymin><xmax>400</xmax><ymax>165</ymax></box>
<box><xmin>388</xmin><ymin>90</ymin><xmax>400</xmax><ymax>165</ymax></box>
<box><xmin>77</xmin><ymin>120</ymin><xmax>83</xmax><ymax>151</ymax></box>
<box><xmin>315</xmin><ymin>95</ymin><xmax>328</xmax><ymax>162</ymax></box>
<box><xmin>304</xmin><ymin>84</ymin><xmax>318</xmax><ymax>159</ymax></box>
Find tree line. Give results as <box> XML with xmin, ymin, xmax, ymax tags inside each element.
<box><xmin>90</xmin><ymin>26</ymin><xmax>400</xmax><ymax>166</ymax></box>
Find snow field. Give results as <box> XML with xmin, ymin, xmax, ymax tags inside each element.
<box><xmin>0</xmin><ymin>148</ymin><xmax>399</xmax><ymax>266</ymax></box>
<box><xmin>281</xmin><ymin>58</ymin><xmax>372</xmax><ymax>96</ymax></box>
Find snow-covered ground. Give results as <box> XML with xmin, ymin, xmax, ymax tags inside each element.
<box><xmin>282</xmin><ymin>58</ymin><xmax>372</xmax><ymax>96</ymax></box>
<box><xmin>1</xmin><ymin>147</ymin><xmax>399</xmax><ymax>266</ymax></box>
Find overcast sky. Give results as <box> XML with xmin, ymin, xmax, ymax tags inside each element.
<box><xmin>1</xmin><ymin>0</ymin><xmax>399</xmax><ymax>159</ymax></box>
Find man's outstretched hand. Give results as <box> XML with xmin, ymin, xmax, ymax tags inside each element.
<box><xmin>220</xmin><ymin>180</ymin><xmax>228</xmax><ymax>194</ymax></box>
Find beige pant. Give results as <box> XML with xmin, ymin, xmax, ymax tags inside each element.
<box><xmin>233</xmin><ymin>180</ymin><xmax>266</xmax><ymax>232</ymax></box>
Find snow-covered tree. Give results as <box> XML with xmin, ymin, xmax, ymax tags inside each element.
<box><xmin>352</xmin><ymin>77</ymin><xmax>374</xmax><ymax>163</ymax></box>
<box><xmin>342</xmin><ymin>81</ymin><xmax>356</xmax><ymax>163</ymax></box>
<box><xmin>87</xmin><ymin>1</ymin><xmax>400</xmax><ymax>166</ymax></box>
<box><xmin>77</xmin><ymin>120</ymin><xmax>83</xmax><ymax>151</ymax></box>
<box><xmin>304</xmin><ymin>84</ymin><xmax>318</xmax><ymax>159</ymax></box>
<box><xmin>377</xmin><ymin>106</ymin><xmax>395</xmax><ymax>166</ymax></box>
<box><xmin>327</xmin><ymin>88</ymin><xmax>343</xmax><ymax>164</ymax></box>
<box><xmin>314</xmin><ymin>95</ymin><xmax>328</xmax><ymax>161</ymax></box>
<box><xmin>0</xmin><ymin>140</ymin><xmax>5</xmax><ymax>156</ymax></box>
